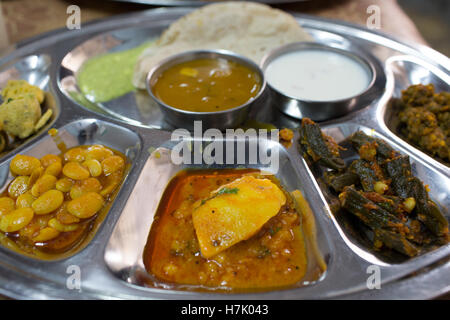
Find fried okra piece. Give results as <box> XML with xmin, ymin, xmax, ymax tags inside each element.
<box><xmin>373</xmin><ymin>228</ymin><xmax>419</xmax><ymax>257</ymax></box>
<box><xmin>299</xmin><ymin>118</ymin><xmax>346</xmax><ymax>171</ymax></box>
<box><xmin>364</xmin><ymin>192</ymin><xmax>429</xmax><ymax>246</ymax></box>
<box><xmin>349</xmin><ymin>131</ymin><xmax>398</xmax><ymax>160</ymax></box>
<box><xmin>383</xmin><ymin>155</ymin><xmax>412</xmax><ymax>198</ymax></box>
<box><xmin>384</xmin><ymin>156</ymin><xmax>448</xmax><ymax>237</ymax></box>
<box><xmin>407</xmin><ymin>177</ymin><xmax>449</xmax><ymax>237</ymax></box>
<box><xmin>364</xmin><ymin>192</ymin><xmax>405</xmax><ymax>217</ymax></box>
<box><xmin>339</xmin><ymin>186</ymin><xmax>407</xmax><ymax>232</ymax></box>
<box><xmin>348</xmin><ymin>159</ymin><xmax>387</xmax><ymax>193</ymax></box>
<box><xmin>339</xmin><ymin>186</ymin><xmax>420</xmax><ymax>256</ymax></box>
<box><xmin>323</xmin><ymin>170</ymin><xmax>359</xmax><ymax>193</ymax></box>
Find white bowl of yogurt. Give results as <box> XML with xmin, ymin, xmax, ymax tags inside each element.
<box><xmin>260</xmin><ymin>42</ymin><xmax>378</xmax><ymax>121</ymax></box>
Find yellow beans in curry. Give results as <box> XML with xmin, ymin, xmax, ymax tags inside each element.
<box><xmin>56</xmin><ymin>206</ymin><xmax>80</xmax><ymax>224</ymax></box>
<box><xmin>32</xmin><ymin>227</ymin><xmax>60</xmax><ymax>242</ymax></box>
<box><xmin>67</xmin><ymin>192</ymin><xmax>104</xmax><ymax>219</ymax></box>
<box><xmin>70</xmin><ymin>177</ymin><xmax>102</xmax><ymax>199</ymax></box>
<box><xmin>100</xmin><ymin>171</ymin><xmax>122</xmax><ymax>197</ymax></box>
<box><xmin>8</xmin><ymin>176</ymin><xmax>30</xmax><ymax>198</ymax></box>
<box><xmin>0</xmin><ymin>197</ymin><xmax>15</xmax><ymax>216</ymax></box>
<box><xmin>101</xmin><ymin>156</ymin><xmax>124</xmax><ymax>175</ymax></box>
<box><xmin>0</xmin><ymin>145</ymin><xmax>127</xmax><ymax>256</ymax></box>
<box><xmin>48</xmin><ymin>218</ymin><xmax>79</xmax><ymax>232</ymax></box>
<box><xmin>10</xmin><ymin>155</ymin><xmax>41</xmax><ymax>176</ymax></box>
<box><xmin>45</xmin><ymin>161</ymin><xmax>62</xmax><ymax>176</ymax></box>
<box><xmin>64</xmin><ymin>147</ymin><xmax>87</xmax><ymax>163</ymax></box>
<box><xmin>55</xmin><ymin>178</ymin><xmax>73</xmax><ymax>193</ymax></box>
<box><xmin>31</xmin><ymin>174</ymin><xmax>57</xmax><ymax>197</ymax></box>
<box><xmin>0</xmin><ymin>208</ymin><xmax>34</xmax><ymax>233</ymax></box>
<box><xmin>29</xmin><ymin>166</ymin><xmax>44</xmax><ymax>186</ymax></box>
<box><xmin>85</xmin><ymin>145</ymin><xmax>113</xmax><ymax>162</ymax></box>
<box><xmin>63</xmin><ymin>162</ymin><xmax>90</xmax><ymax>180</ymax></box>
<box><xmin>82</xmin><ymin>159</ymin><xmax>102</xmax><ymax>177</ymax></box>
<box><xmin>16</xmin><ymin>192</ymin><xmax>35</xmax><ymax>209</ymax></box>
<box><xmin>40</xmin><ymin>154</ymin><xmax>61</xmax><ymax>168</ymax></box>
<box><xmin>32</xmin><ymin>189</ymin><xmax>64</xmax><ymax>215</ymax></box>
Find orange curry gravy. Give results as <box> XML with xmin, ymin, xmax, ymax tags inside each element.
<box><xmin>143</xmin><ymin>169</ymin><xmax>312</xmax><ymax>291</ymax></box>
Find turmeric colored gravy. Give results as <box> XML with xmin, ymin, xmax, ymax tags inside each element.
<box><xmin>0</xmin><ymin>145</ymin><xmax>128</xmax><ymax>259</ymax></box>
<box><xmin>151</xmin><ymin>58</ymin><xmax>261</xmax><ymax>112</ymax></box>
<box><xmin>143</xmin><ymin>169</ymin><xmax>309</xmax><ymax>290</ymax></box>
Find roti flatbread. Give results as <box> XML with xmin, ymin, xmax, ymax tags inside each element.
<box><xmin>133</xmin><ymin>1</ymin><xmax>312</xmax><ymax>89</ymax></box>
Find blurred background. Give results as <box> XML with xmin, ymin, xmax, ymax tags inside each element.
<box><xmin>0</xmin><ymin>0</ymin><xmax>449</xmax><ymax>57</ymax></box>
<box><xmin>398</xmin><ymin>0</ymin><xmax>450</xmax><ymax>56</ymax></box>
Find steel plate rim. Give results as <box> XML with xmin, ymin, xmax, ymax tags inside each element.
<box><xmin>0</xmin><ymin>6</ymin><xmax>448</xmax><ymax>299</ymax></box>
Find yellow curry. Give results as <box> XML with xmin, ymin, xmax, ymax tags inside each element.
<box><xmin>0</xmin><ymin>145</ymin><xmax>128</xmax><ymax>258</ymax></box>
<box><xmin>151</xmin><ymin>58</ymin><xmax>261</xmax><ymax>112</ymax></box>
<box><xmin>144</xmin><ymin>169</ymin><xmax>316</xmax><ymax>291</ymax></box>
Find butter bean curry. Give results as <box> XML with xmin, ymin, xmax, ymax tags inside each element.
<box><xmin>0</xmin><ymin>144</ymin><xmax>127</xmax><ymax>258</ymax></box>
<box><xmin>144</xmin><ymin>169</ymin><xmax>324</xmax><ymax>291</ymax></box>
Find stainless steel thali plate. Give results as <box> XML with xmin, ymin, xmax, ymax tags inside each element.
<box><xmin>0</xmin><ymin>7</ymin><xmax>448</xmax><ymax>299</ymax></box>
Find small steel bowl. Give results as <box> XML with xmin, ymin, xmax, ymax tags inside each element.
<box><xmin>260</xmin><ymin>42</ymin><xmax>379</xmax><ymax>121</ymax></box>
<box><xmin>146</xmin><ymin>49</ymin><xmax>266</xmax><ymax>130</ymax></box>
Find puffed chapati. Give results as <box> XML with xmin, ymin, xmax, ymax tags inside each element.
<box><xmin>133</xmin><ymin>2</ymin><xmax>312</xmax><ymax>89</ymax></box>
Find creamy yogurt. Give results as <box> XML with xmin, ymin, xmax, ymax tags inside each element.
<box><xmin>265</xmin><ymin>49</ymin><xmax>371</xmax><ymax>101</ymax></box>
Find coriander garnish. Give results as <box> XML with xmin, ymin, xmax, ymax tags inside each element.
<box><xmin>200</xmin><ymin>187</ymin><xmax>239</xmax><ymax>206</ymax></box>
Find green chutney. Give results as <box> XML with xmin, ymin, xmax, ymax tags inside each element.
<box><xmin>77</xmin><ymin>42</ymin><xmax>151</xmax><ymax>103</ymax></box>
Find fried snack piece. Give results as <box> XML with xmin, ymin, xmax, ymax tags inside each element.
<box><xmin>192</xmin><ymin>175</ymin><xmax>286</xmax><ymax>258</ymax></box>
<box><xmin>1</xmin><ymin>80</ymin><xmax>44</xmax><ymax>104</ymax></box>
<box><xmin>0</xmin><ymin>95</ymin><xmax>41</xmax><ymax>139</ymax></box>
<box><xmin>0</xmin><ymin>80</ymin><xmax>54</xmax><ymax>141</ymax></box>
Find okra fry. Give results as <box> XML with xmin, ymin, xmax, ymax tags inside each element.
<box><xmin>299</xmin><ymin>118</ymin><xmax>346</xmax><ymax>171</ymax></box>
<box><xmin>364</xmin><ymin>192</ymin><xmax>404</xmax><ymax>216</ymax></box>
<box><xmin>301</xmin><ymin>118</ymin><xmax>449</xmax><ymax>258</ymax></box>
<box><xmin>349</xmin><ymin>159</ymin><xmax>379</xmax><ymax>192</ymax></box>
<box><xmin>384</xmin><ymin>156</ymin><xmax>448</xmax><ymax>236</ymax></box>
<box><xmin>324</xmin><ymin>170</ymin><xmax>359</xmax><ymax>193</ymax></box>
<box><xmin>349</xmin><ymin>131</ymin><xmax>398</xmax><ymax>160</ymax></box>
<box><xmin>374</xmin><ymin>228</ymin><xmax>419</xmax><ymax>257</ymax></box>
<box><xmin>339</xmin><ymin>186</ymin><xmax>406</xmax><ymax>231</ymax></box>
<box><xmin>383</xmin><ymin>155</ymin><xmax>413</xmax><ymax>198</ymax></box>
<box><xmin>408</xmin><ymin>177</ymin><xmax>449</xmax><ymax>236</ymax></box>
